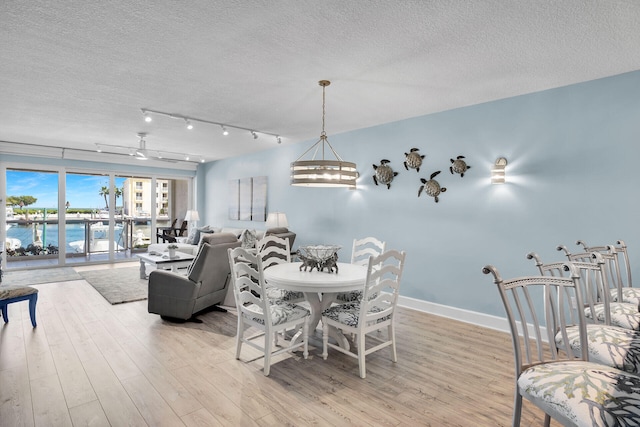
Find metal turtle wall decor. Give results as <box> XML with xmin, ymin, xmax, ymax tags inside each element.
<box><xmin>404</xmin><ymin>148</ymin><xmax>425</xmax><ymax>172</ymax></box>
<box><xmin>418</xmin><ymin>170</ymin><xmax>447</xmax><ymax>203</ymax></box>
<box><xmin>372</xmin><ymin>159</ymin><xmax>398</xmax><ymax>189</ymax></box>
<box><xmin>449</xmin><ymin>155</ymin><xmax>471</xmax><ymax>177</ymax></box>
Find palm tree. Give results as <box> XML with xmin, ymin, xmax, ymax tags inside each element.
<box><xmin>99</xmin><ymin>186</ymin><xmax>109</xmax><ymax>209</ymax></box>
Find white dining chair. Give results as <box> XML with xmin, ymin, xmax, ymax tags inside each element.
<box><xmin>228</xmin><ymin>247</ymin><xmax>309</xmax><ymax>376</ymax></box>
<box><xmin>257</xmin><ymin>235</ymin><xmax>304</xmax><ymax>303</ymax></box>
<box><xmin>335</xmin><ymin>237</ymin><xmax>386</xmax><ymax>303</ymax></box>
<box><xmin>321</xmin><ymin>249</ymin><xmax>405</xmax><ymax>378</ymax></box>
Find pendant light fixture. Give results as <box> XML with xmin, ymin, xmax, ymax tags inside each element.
<box><xmin>290</xmin><ymin>80</ymin><xmax>357</xmax><ymax>188</ymax></box>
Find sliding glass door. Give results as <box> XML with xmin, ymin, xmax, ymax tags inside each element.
<box><xmin>4</xmin><ymin>168</ymin><xmax>61</xmax><ymax>268</ymax></box>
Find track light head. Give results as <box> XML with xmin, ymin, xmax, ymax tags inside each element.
<box><xmin>276</xmin><ymin>136</ymin><xmax>282</xmax><ymax>144</ymax></box>
<box><xmin>185</xmin><ymin>119</ymin><xmax>193</xmax><ymax>130</ymax></box>
<box><xmin>221</xmin><ymin>126</ymin><xmax>229</xmax><ymax>136</ymax></box>
<box><xmin>251</xmin><ymin>131</ymin><xmax>258</xmax><ymax>139</ymax></box>
<box><xmin>142</xmin><ymin>109</ymin><xmax>152</xmax><ymax>123</ymax></box>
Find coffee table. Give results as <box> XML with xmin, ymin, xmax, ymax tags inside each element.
<box><xmin>136</xmin><ymin>251</ymin><xmax>195</xmax><ymax>279</ymax></box>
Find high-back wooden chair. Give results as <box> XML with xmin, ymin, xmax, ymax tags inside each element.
<box><xmin>228</xmin><ymin>246</ymin><xmax>310</xmax><ymax>376</ymax></box>
<box><xmin>257</xmin><ymin>235</ymin><xmax>304</xmax><ymax>304</ymax></box>
<box><xmin>335</xmin><ymin>237</ymin><xmax>386</xmax><ymax>303</ymax></box>
<box><xmin>322</xmin><ymin>249</ymin><xmax>406</xmax><ymax>378</ymax></box>
<box><xmin>483</xmin><ymin>263</ymin><xmax>640</xmax><ymax>427</ymax></box>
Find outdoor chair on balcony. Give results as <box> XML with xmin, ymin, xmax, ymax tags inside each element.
<box><xmin>156</xmin><ymin>220</ymin><xmax>188</xmax><ymax>243</ymax></box>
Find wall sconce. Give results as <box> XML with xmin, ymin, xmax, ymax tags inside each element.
<box><xmin>491</xmin><ymin>157</ymin><xmax>508</xmax><ymax>184</ymax></box>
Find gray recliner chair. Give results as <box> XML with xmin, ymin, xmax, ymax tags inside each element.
<box><xmin>147</xmin><ymin>232</ymin><xmax>241</xmax><ymax>321</ymax></box>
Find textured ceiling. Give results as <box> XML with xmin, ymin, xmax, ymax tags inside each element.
<box><xmin>2</xmin><ymin>1</ymin><xmax>640</xmax><ymax>165</ymax></box>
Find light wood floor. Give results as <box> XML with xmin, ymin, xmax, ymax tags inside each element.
<box><xmin>0</xmin><ymin>265</ymin><xmax>549</xmax><ymax>426</ymax></box>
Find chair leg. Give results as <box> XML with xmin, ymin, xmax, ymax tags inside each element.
<box><xmin>1</xmin><ymin>302</ymin><xmax>8</xmax><ymax>323</ymax></box>
<box><xmin>302</xmin><ymin>319</ymin><xmax>309</xmax><ymax>359</ymax></box>
<box><xmin>512</xmin><ymin>392</ymin><xmax>523</xmax><ymax>427</ymax></box>
<box><xmin>264</xmin><ymin>330</ymin><xmax>272</xmax><ymax>376</ymax></box>
<box><xmin>357</xmin><ymin>333</ymin><xmax>366</xmax><ymax>379</ymax></box>
<box><xmin>235</xmin><ymin>316</ymin><xmax>244</xmax><ymax>360</ymax></box>
<box><xmin>322</xmin><ymin>322</ymin><xmax>329</xmax><ymax>360</ymax></box>
<box><xmin>389</xmin><ymin>323</ymin><xmax>396</xmax><ymax>362</ymax></box>
<box><xmin>28</xmin><ymin>294</ymin><xmax>37</xmax><ymax>328</ymax></box>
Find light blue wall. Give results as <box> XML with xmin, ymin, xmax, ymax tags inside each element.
<box><xmin>200</xmin><ymin>70</ymin><xmax>640</xmax><ymax>317</ymax></box>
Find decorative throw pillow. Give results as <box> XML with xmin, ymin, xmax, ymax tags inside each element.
<box><xmin>186</xmin><ymin>225</ymin><xmax>211</xmax><ymax>245</ymax></box>
<box><xmin>240</xmin><ymin>228</ymin><xmax>257</xmax><ymax>249</ymax></box>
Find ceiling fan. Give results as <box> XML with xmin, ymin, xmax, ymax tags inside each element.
<box><xmin>132</xmin><ymin>133</ymin><xmax>178</xmax><ymax>162</ymax></box>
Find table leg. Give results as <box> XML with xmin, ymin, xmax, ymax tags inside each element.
<box><xmin>288</xmin><ymin>292</ymin><xmax>350</xmax><ymax>350</ymax></box>
<box><xmin>139</xmin><ymin>259</ymin><xmax>147</xmax><ymax>279</ymax></box>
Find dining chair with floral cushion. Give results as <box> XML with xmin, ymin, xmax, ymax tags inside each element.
<box><xmin>334</xmin><ymin>237</ymin><xmax>386</xmax><ymax>304</ymax></box>
<box><xmin>321</xmin><ymin>249</ymin><xmax>405</xmax><ymax>378</ymax></box>
<box><xmin>483</xmin><ymin>263</ymin><xmax>640</xmax><ymax>427</ymax></box>
<box><xmin>257</xmin><ymin>235</ymin><xmax>305</xmax><ymax>304</ymax></box>
<box><xmin>575</xmin><ymin>239</ymin><xmax>640</xmax><ymax>306</ymax></box>
<box><xmin>228</xmin><ymin>246</ymin><xmax>310</xmax><ymax>376</ymax></box>
<box><xmin>557</xmin><ymin>245</ymin><xmax>640</xmax><ymax>330</ymax></box>
<box><xmin>527</xmin><ymin>251</ymin><xmax>640</xmax><ymax>374</ymax></box>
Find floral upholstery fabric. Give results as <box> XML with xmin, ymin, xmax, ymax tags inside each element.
<box><xmin>0</xmin><ymin>285</ymin><xmax>38</xmax><ymax>300</ymax></box>
<box><xmin>518</xmin><ymin>361</ymin><xmax>640</xmax><ymax>426</ymax></box>
<box><xmin>265</xmin><ymin>287</ymin><xmax>304</xmax><ymax>302</ymax></box>
<box><xmin>610</xmin><ymin>288</ymin><xmax>640</xmax><ymax>308</ymax></box>
<box><xmin>335</xmin><ymin>290</ymin><xmax>362</xmax><ymax>303</ymax></box>
<box><xmin>322</xmin><ymin>302</ymin><xmax>389</xmax><ymax>327</ymax></box>
<box><xmin>586</xmin><ymin>303</ymin><xmax>640</xmax><ymax>330</ymax></box>
<box><xmin>242</xmin><ymin>302</ymin><xmax>309</xmax><ymax>326</ymax></box>
<box><xmin>555</xmin><ymin>324</ymin><xmax>640</xmax><ymax>373</ymax></box>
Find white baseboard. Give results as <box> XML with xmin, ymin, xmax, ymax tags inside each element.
<box><xmin>397</xmin><ymin>295</ymin><xmax>510</xmax><ymax>334</ymax></box>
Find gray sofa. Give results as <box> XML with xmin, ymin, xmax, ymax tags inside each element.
<box><xmin>147</xmin><ymin>233</ymin><xmax>241</xmax><ymax>321</ymax></box>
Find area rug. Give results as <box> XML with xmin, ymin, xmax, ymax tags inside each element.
<box><xmin>1</xmin><ymin>267</ymin><xmax>82</xmax><ymax>286</ymax></box>
<box><xmin>79</xmin><ymin>267</ymin><xmax>148</xmax><ymax>305</ymax></box>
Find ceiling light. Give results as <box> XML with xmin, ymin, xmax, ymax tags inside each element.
<box><xmin>221</xmin><ymin>126</ymin><xmax>229</xmax><ymax>136</ymax></box>
<box><xmin>135</xmin><ymin>132</ymin><xmax>148</xmax><ymax>160</ymax></box>
<box><xmin>141</xmin><ymin>109</ymin><xmax>152</xmax><ymax>123</ymax></box>
<box><xmin>277</xmin><ymin>136</ymin><xmax>282</xmax><ymax>144</ymax></box>
<box><xmin>290</xmin><ymin>80</ymin><xmax>357</xmax><ymax>188</ymax></box>
<box><xmin>96</xmin><ymin>144</ymin><xmax>102</xmax><ymax>153</ymax></box>
<box><xmin>185</xmin><ymin>155</ymin><xmax>190</xmax><ymax>161</ymax></box>
<box><xmin>185</xmin><ymin>119</ymin><xmax>193</xmax><ymax>130</ymax></box>
<box><xmin>251</xmin><ymin>131</ymin><xmax>258</xmax><ymax>139</ymax></box>
<box><xmin>200</xmin><ymin>158</ymin><xmax>205</xmax><ymax>163</ymax></box>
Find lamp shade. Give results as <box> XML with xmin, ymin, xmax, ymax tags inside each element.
<box><xmin>266</xmin><ymin>212</ymin><xmax>288</xmax><ymax>228</ymax></box>
<box><xmin>184</xmin><ymin>210</ymin><xmax>200</xmax><ymax>222</ymax></box>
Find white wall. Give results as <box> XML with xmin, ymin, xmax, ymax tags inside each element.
<box><xmin>199</xmin><ymin>70</ymin><xmax>640</xmax><ymax>318</ymax></box>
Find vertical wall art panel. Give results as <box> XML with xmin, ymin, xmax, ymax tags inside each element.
<box><xmin>228</xmin><ymin>179</ymin><xmax>240</xmax><ymax>220</ymax></box>
<box><xmin>251</xmin><ymin>176</ymin><xmax>267</xmax><ymax>221</ymax></box>
<box><xmin>239</xmin><ymin>177</ymin><xmax>253</xmax><ymax>221</ymax></box>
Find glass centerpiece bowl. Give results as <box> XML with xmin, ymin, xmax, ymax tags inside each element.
<box><xmin>298</xmin><ymin>244</ymin><xmax>342</xmax><ymax>263</ymax></box>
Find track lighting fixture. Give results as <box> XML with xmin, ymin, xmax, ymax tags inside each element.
<box><xmin>95</xmin><ymin>144</ymin><xmax>102</xmax><ymax>153</ymax></box>
<box><xmin>139</xmin><ymin>108</ymin><xmax>281</xmax><ymax>142</ymax></box>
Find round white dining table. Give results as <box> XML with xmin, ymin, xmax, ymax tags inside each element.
<box><xmin>263</xmin><ymin>261</ymin><xmax>367</xmax><ymax>350</ymax></box>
